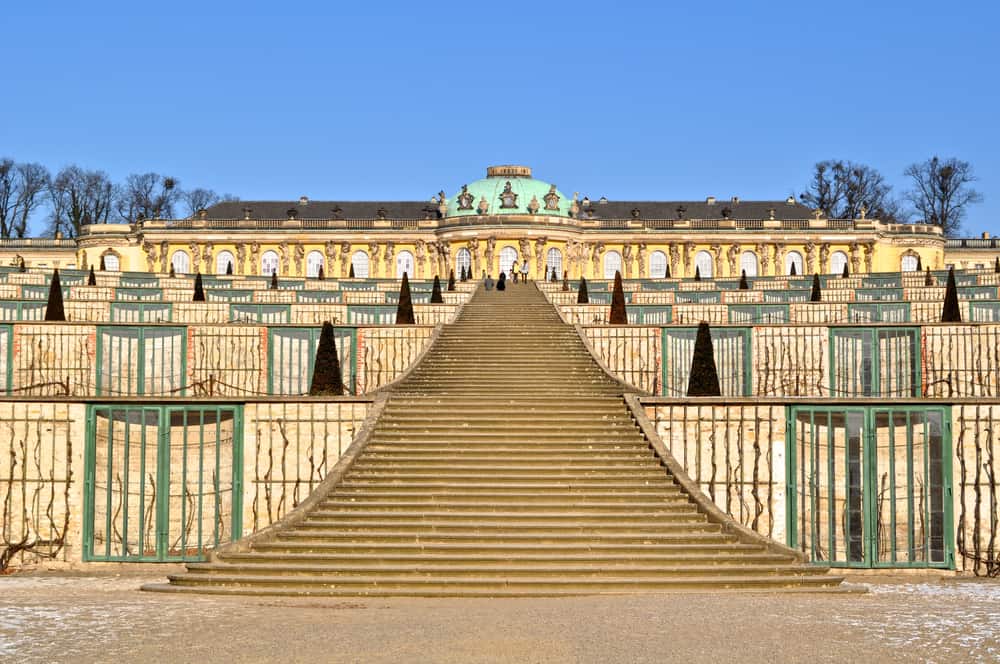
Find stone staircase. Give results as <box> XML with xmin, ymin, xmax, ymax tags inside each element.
<box><xmin>145</xmin><ymin>281</ymin><xmax>843</xmax><ymax>596</ymax></box>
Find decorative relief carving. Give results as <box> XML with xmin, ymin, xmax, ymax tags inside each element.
<box><xmin>622</xmin><ymin>244</ymin><xmax>633</xmax><ymax>278</ymax></box>
<box><xmin>804</xmin><ymin>242</ymin><xmax>816</xmax><ymax>274</ymax></box>
<box><xmin>340</xmin><ymin>242</ymin><xmax>351</xmax><ymax>275</ymax></box>
<box><xmin>294</xmin><ymin>244</ymin><xmax>305</xmax><ymax>275</ymax></box>
<box><xmin>819</xmin><ymin>243</ymin><xmax>830</xmax><ymax>273</ymax></box>
<box><xmin>544</xmin><ymin>185</ymin><xmax>560</xmax><ymax>211</ymax></box>
<box><xmin>457</xmin><ymin>185</ymin><xmax>474</xmax><ymax>210</ymax></box>
<box><xmin>669</xmin><ymin>244</ymin><xmax>679</xmax><ymax>277</ymax></box>
<box><xmin>727</xmin><ymin>244</ymin><xmax>739</xmax><ymax>276</ymax></box>
<box><xmin>499</xmin><ymin>181</ymin><xmax>518</xmax><ymax>209</ymax></box>
<box><xmin>142</xmin><ymin>240</ymin><xmax>158</xmax><ymax>272</ymax></box>
<box><xmin>637</xmin><ymin>243</ymin><xmax>648</xmax><ymax>278</ymax></box>
<box><xmin>202</xmin><ymin>243</ymin><xmax>214</xmax><ymax>274</ymax></box>
<box><xmin>534</xmin><ymin>237</ymin><xmax>547</xmax><ymax>278</ymax></box>
<box><xmin>236</xmin><ymin>243</ymin><xmax>247</xmax><ymax>275</ymax></box>
<box><xmin>159</xmin><ymin>241</ymin><xmax>169</xmax><ymax>273</ymax></box>
<box><xmin>849</xmin><ymin>243</ymin><xmax>861</xmax><ymax>274</ymax></box>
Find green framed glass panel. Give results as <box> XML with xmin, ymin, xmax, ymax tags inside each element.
<box><xmin>347</xmin><ymin>305</ymin><xmax>396</xmax><ymax>324</ymax></box>
<box><xmin>855</xmin><ymin>288</ymin><xmax>903</xmax><ymax>302</ymax></box>
<box><xmin>960</xmin><ymin>286</ymin><xmax>997</xmax><ymax>300</ymax></box>
<box><xmin>0</xmin><ymin>325</ymin><xmax>11</xmax><ymax>393</ymax></box>
<box><xmin>296</xmin><ymin>290</ymin><xmax>342</xmax><ymax>303</ymax></box>
<box><xmin>830</xmin><ymin>327</ymin><xmax>920</xmax><ymax>397</ymax></box>
<box><xmin>110</xmin><ymin>302</ymin><xmax>173</xmax><ymax>323</ymax></box>
<box><xmin>0</xmin><ymin>301</ymin><xmax>45</xmax><ymax>321</ymax></box>
<box><xmin>340</xmin><ymin>281</ymin><xmax>378</xmax><ymax>292</ymax></box>
<box><xmin>83</xmin><ymin>405</ymin><xmax>243</xmax><ymax>562</ymax></box>
<box><xmin>120</xmin><ymin>275</ymin><xmax>159</xmax><ymax>288</ymax></box>
<box><xmin>674</xmin><ymin>291</ymin><xmax>720</xmax><ymax>304</ymax></box>
<box><xmin>277</xmin><ymin>279</ymin><xmax>305</xmax><ymax>291</ymax></box>
<box><xmin>97</xmin><ymin>326</ymin><xmax>186</xmax><ymax>396</ymax></box>
<box><xmin>638</xmin><ymin>281</ymin><xmax>678</xmax><ymax>291</ymax></box>
<box><xmin>969</xmin><ymin>301</ymin><xmax>1000</xmax><ymax>322</ymax></box>
<box><xmin>22</xmin><ymin>284</ymin><xmax>69</xmax><ymax>300</ymax></box>
<box><xmin>230</xmin><ymin>304</ymin><xmax>290</xmax><ymax>324</ymax></box>
<box><xmin>631</xmin><ymin>305</ymin><xmax>673</xmax><ymax>324</ymax></box>
<box><xmin>267</xmin><ymin>326</ymin><xmax>356</xmax><ymax>394</ymax></box>
<box><xmin>862</xmin><ymin>276</ymin><xmax>903</xmax><ymax>288</ymax></box>
<box><xmin>787</xmin><ymin>406</ymin><xmax>952</xmax><ymax>568</ymax></box>
<box><xmin>728</xmin><ymin>304</ymin><xmax>789</xmax><ymax>324</ymax></box>
<box><xmin>115</xmin><ymin>287</ymin><xmax>163</xmax><ymax>301</ymax></box>
<box><xmin>847</xmin><ymin>303</ymin><xmax>911</xmax><ymax>323</ymax></box>
<box><xmin>386</xmin><ymin>291</ymin><xmax>431</xmax><ymax>304</ymax></box>
<box><xmin>661</xmin><ymin>327</ymin><xmax>750</xmax><ymax>396</ymax></box>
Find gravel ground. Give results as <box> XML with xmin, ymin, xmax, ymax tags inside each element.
<box><xmin>1</xmin><ymin>571</ymin><xmax>997</xmax><ymax>663</ymax></box>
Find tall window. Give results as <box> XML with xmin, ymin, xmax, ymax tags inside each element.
<box><xmin>171</xmin><ymin>250</ymin><xmax>190</xmax><ymax>274</ymax></box>
<box><xmin>603</xmin><ymin>251</ymin><xmax>622</xmax><ymax>279</ymax></box>
<box><xmin>216</xmin><ymin>250</ymin><xmax>235</xmax><ymax>275</ymax></box>
<box><xmin>901</xmin><ymin>255</ymin><xmax>919</xmax><ymax>272</ymax></box>
<box><xmin>649</xmin><ymin>251</ymin><xmax>667</xmax><ymax>278</ymax></box>
<box><xmin>351</xmin><ymin>250</ymin><xmax>369</xmax><ymax>278</ymax></box>
<box><xmin>740</xmin><ymin>251</ymin><xmax>758</xmax><ymax>277</ymax></box>
<box><xmin>260</xmin><ymin>250</ymin><xmax>279</xmax><ymax>276</ymax></box>
<box><xmin>455</xmin><ymin>248</ymin><xmax>471</xmax><ymax>276</ymax></box>
<box><xmin>785</xmin><ymin>251</ymin><xmax>804</xmax><ymax>275</ymax></box>
<box><xmin>830</xmin><ymin>251</ymin><xmax>849</xmax><ymax>275</ymax></box>
<box><xmin>694</xmin><ymin>250</ymin><xmax>713</xmax><ymax>278</ymax></box>
<box><xmin>396</xmin><ymin>251</ymin><xmax>415</xmax><ymax>278</ymax></box>
<box><xmin>499</xmin><ymin>246</ymin><xmax>517</xmax><ymax>277</ymax></box>
<box><xmin>306</xmin><ymin>250</ymin><xmax>324</xmax><ymax>278</ymax></box>
<box><xmin>102</xmin><ymin>254</ymin><xmax>120</xmax><ymax>271</ymax></box>
<box><xmin>546</xmin><ymin>248</ymin><xmax>563</xmax><ymax>279</ymax></box>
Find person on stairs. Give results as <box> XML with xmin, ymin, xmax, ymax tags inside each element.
<box><xmin>520</xmin><ymin>260</ymin><xmax>529</xmax><ymax>284</ymax></box>
<box><xmin>484</xmin><ymin>272</ymin><xmax>494</xmax><ymax>291</ymax></box>
<box><xmin>511</xmin><ymin>261</ymin><xmax>519</xmax><ymax>284</ymax></box>
<box><xmin>496</xmin><ymin>271</ymin><xmax>506</xmax><ymax>291</ymax></box>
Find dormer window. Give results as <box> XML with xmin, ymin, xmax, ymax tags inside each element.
<box><xmin>376</xmin><ymin>207</ymin><xmax>387</xmax><ymax>220</ymax></box>
<box><xmin>457</xmin><ymin>185</ymin><xmax>475</xmax><ymax>210</ymax></box>
<box><xmin>499</xmin><ymin>181</ymin><xmax>518</xmax><ymax>209</ymax></box>
<box><xmin>543</xmin><ymin>185</ymin><xmax>561</xmax><ymax>211</ymax></box>
<box><xmin>331</xmin><ymin>206</ymin><xmax>343</xmax><ymax>220</ymax></box>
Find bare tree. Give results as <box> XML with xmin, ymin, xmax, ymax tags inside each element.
<box><xmin>0</xmin><ymin>159</ymin><xmax>51</xmax><ymax>238</ymax></box>
<box><xmin>801</xmin><ymin>160</ymin><xmax>904</xmax><ymax>221</ymax></box>
<box><xmin>182</xmin><ymin>188</ymin><xmax>221</xmax><ymax>217</ymax></box>
<box><xmin>904</xmin><ymin>156</ymin><xmax>983</xmax><ymax>236</ymax></box>
<box><xmin>115</xmin><ymin>172</ymin><xmax>181</xmax><ymax>222</ymax></box>
<box><xmin>47</xmin><ymin>166</ymin><xmax>115</xmax><ymax>238</ymax></box>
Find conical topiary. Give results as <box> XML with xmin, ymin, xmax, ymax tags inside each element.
<box><xmin>169</xmin><ymin>264</ymin><xmax>176</xmax><ymax>277</ymax></box>
<box><xmin>789</xmin><ymin>262</ymin><xmax>797</xmax><ymax>276</ymax></box>
<box><xmin>562</xmin><ymin>272</ymin><xmax>569</xmax><ymax>292</ymax></box>
<box><xmin>841</xmin><ymin>262</ymin><xmax>849</xmax><ymax>278</ymax></box>
<box><xmin>317</xmin><ymin>265</ymin><xmax>325</xmax><ymax>281</ymax></box>
<box><xmin>87</xmin><ymin>265</ymin><xmax>97</xmax><ymax>286</ymax></box>
<box><xmin>193</xmin><ymin>272</ymin><xmax>206</xmax><ymax>301</ymax></box>
<box><xmin>995</xmin><ymin>256</ymin><xmax>1000</xmax><ymax>274</ymax></box>
<box><xmin>44</xmin><ymin>269</ymin><xmax>65</xmax><ymax>321</ymax></box>
<box><xmin>270</xmin><ymin>271</ymin><xmax>278</xmax><ymax>290</ymax></box>
<box><xmin>309</xmin><ymin>321</ymin><xmax>344</xmax><ymax>396</ymax></box>
<box><xmin>916</xmin><ymin>255</ymin><xmax>922</xmax><ymax>272</ymax></box>
<box><xmin>686</xmin><ymin>321</ymin><xmax>721</xmax><ymax>397</ymax></box>
<box><xmin>694</xmin><ymin>266</ymin><xmax>701</xmax><ymax>281</ymax></box>
<box><xmin>550</xmin><ymin>267</ymin><xmax>557</xmax><ymax>282</ymax></box>
<box><xmin>430</xmin><ymin>275</ymin><xmax>443</xmax><ymax>303</ymax></box>
<box><xmin>941</xmin><ymin>267</ymin><xmax>961</xmax><ymax>323</ymax></box>
<box><xmin>738</xmin><ymin>270</ymin><xmax>749</xmax><ymax>290</ymax></box>
<box><xmin>99</xmin><ymin>255</ymin><xmax>106</xmax><ymax>271</ymax></box>
<box><xmin>226</xmin><ymin>261</ymin><xmax>233</xmax><ymax>275</ymax></box>
<box><xmin>925</xmin><ymin>266</ymin><xmax>934</xmax><ymax>286</ymax></box>
<box><xmin>810</xmin><ymin>273</ymin><xmax>822</xmax><ymax>302</ymax></box>
<box><xmin>664</xmin><ymin>263</ymin><xmax>671</xmax><ymax>279</ymax></box>
<box><xmin>395</xmin><ymin>272</ymin><xmax>415</xmax><ymax>324</ymax></box>
<box><xmin>609</xmin><ymin>270</ymin><xmax>628</xmax><ymax>324</ymax></box>
<box><xmin>447</xmin><ymin>269</ymin><xmax>455</xmax><ymax>291</ymax></box>
<box><xmin>18</xmin><ymin>257</ymin><xmax>26</xmax><ymax>273</ymax></box>
<box><xmin>349</xmin><ymin>263</ymin><xmax>355</xmax><ymax>278</ymax></box>
<box><xmin>577</xmin><ymin>276</ymin><xmax>589</xmax><ymax>304</ymax></box>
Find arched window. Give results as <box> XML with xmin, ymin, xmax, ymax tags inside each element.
<box><xmin>455</xmin><ymin>248</ymin><xmax>471</xmax><ymax>276</ymax></box>
<box><xmin>546</xmin><ymin>248</ymin><xmax>563</xmax><ymax>279</ymax></box>
<box><xmin>499</xmin><ymin>246</ymin><xmax>517</xmax><ymax>277</ymax></box>
<box><xmin>171</xmin><ymin>250</ymin><xmax>190</xmax><ymax>274</ymax></box>
<box><xmin>603</xmin><ymin>251</ymin><xmax>623</xmax><ymax>279</ymax></box>
<box><xmin>785</xmin><ymin>251</ymin><xmax>804</xmax><ymax>276</ymax></box>
<box><xmin>694</xmin><ymin>251</ymin><xmax>713</xmax><ymax>278</ymax></box>
<box><xmin>216</xmin><ymin>250</ymin><xmax>235</xmax><ymax>275</ymax></box>
<box><xmin>396</xmin><ymin>250</ymin><xmax>415</xmax><ymax>278</ymax></box>
<box><xmin>830</xmin><ymin>251</ymin><xmax>849</xmax><ymax>275</ymax></box>
<box><xmin>351</xmin><ymin>250</ymin><xmax>369</xmax><ymax>278</ymax></box>
<box><xmin>102</xmin><ymin>254</ymin><xmax>120</xmax><ymax>272</ymax></box>
<box><xmin>740</xmin><ymin>251</ymin><xmax>758</xmax><ymax>277</ymax></box>
<box><xmin>306</xmin><ymin>250</ymin><xmax>324</xmax><ymax>278</ymax></box>
<box><xmin>901</xmin><ymin>254</ymin><xmax>919</xmax><ymax>272</ymax></box>
<box><xmin>260</xmin><ymin>250</ymin><xmax>279</xmax><ymax>276</ymax></box>
<box><xmin>649</xmin><ymin>251</ymin><xmax>668</xmax><ymax>278</ymax></box>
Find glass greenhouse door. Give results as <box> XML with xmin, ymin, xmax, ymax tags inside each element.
<box><xmin>787</xmin><ymin>406</ymin><xmax>952</xmax><ymax>568</ymax></box>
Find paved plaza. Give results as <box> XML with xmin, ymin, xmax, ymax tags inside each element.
<box><xmin>1</xmin><ymin>571</ymin><xmax>997</xmax><ymax>663</ymax></box>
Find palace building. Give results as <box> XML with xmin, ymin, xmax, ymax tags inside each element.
<box><xmin>1</xmin><ymin>164</ymin><xmax>975</xmax><ymax>278</ymax></box>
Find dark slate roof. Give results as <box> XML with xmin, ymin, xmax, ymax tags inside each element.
<box><xmin>202</xmin><ymin>198</ymin><xmax>813</xmax><ymax>221</ymax></box>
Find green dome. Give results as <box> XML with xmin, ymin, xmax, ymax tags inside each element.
<box><xmin>446</xmin><ymin>165</ymin><xmax>572</xmax><ymax>218</ymax></box>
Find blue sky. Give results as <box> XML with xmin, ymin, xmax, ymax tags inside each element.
<box><xmin>1</xmin><ymin>1</ymin><xmax>997</xmax><ymax>235</ymax></box>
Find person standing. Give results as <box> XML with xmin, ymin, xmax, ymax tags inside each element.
<box><xmin>511</xmin><ymin>260</ymin><xmax>519</xmax><ymax>284</ymax></box>
<box><xmin>520</xmin><ymin>260</ymin><xmax>529</xmax><ymax>284</ymax></box>
<box><xmin>484</xmin><ymin>273</ymin><xmax>494</xmax><ymax>291</ymax></box>
<box><xmin>496</xmin><ymin>271</ymin><xmax>506</xmax><ymax>291</ymax></box>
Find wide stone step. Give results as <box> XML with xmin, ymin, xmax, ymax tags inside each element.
<box><xmin>327</xmin><ymin>488</ymin><xmax>685</xmax><ymax>500</ymax></box>
<box><xmin>368</xmin><ymin>432</ymin><xmax>642</xmax><ymax>442</ymax></box>
<box><xmin>225</xmin><ymin>549</ymin><xmax>780</xmax><ymax>565</ymax></box>
<box><xmin>358</xmin><ymin>453</ymin><xmax>657</xmax><ymax>464</ymax></box>
<box><xmin>363</xmin><ymin>444</ymin><xmax>650</xmax><ymax>454</ymax></box>
<box><xmin>318</xmin><ymin>500</ymin><xmax>693</xmax><ymax>512</ymax></box>
<box><xmin>306</xmin><ymin>506</ymin><xmax>700</xmax><ymax>520</ymax></box>
<box><xmin>336</xmin><ymin>479</ymin><xmax>677</xmax><ymax>490</ymax></box>
<box><xmin>289</xmin><ymin>519</ymin><xmax>712</xmax><ymax>532</ymax></box>
<box><xmin>343</xmin><ymin>469</ymin><xmax>669</xmax><ymax>480</ymax></box>
<box><xmin>273</xmin><ymin>530</ymin><xmax>732</xmax><ymax>545</ymax></box>
<box><xmin>248</xmin><ymin>541</ymin><xmax>755</xmax><ymax>556</ymax></box>
<box><xmin>350</xmin><ymin>460</ymin><xmax>663</xmax><ymax>472</ymax></box>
